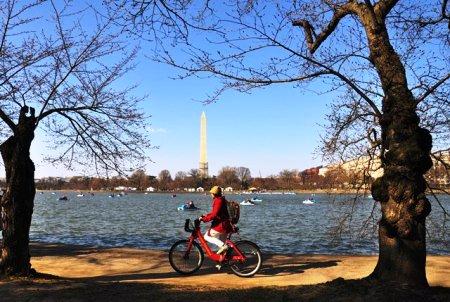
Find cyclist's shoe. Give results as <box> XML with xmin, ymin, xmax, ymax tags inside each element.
<box><xmin>216</xmin><ymin>244</ymin><xmax>229</xmax><ymax>255</ymax></box>
<box><xmin>215</xmin><ymin>264</ymin><xmax>222</xmax><ymax>271</ymax></box>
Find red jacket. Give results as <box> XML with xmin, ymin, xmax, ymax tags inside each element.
<box><xmin>202</xmin><ymin>196</ymin><xmax>233</xmax><ymax>233</ymax></box>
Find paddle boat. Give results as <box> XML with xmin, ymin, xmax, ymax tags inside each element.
<box><xmin>241</xmin><ymin>200</ymin><xmax>256</xmax><ymax>206</ymax></box>
<box><xmin>302</xmin><ymin>198</ymin><xmax>315</xmax><ymax>205</ymax></box>
<box><xmin>250</xmin><ymin>197</ymin><xmax>262</xmax><ymax>203</ymax></box>
<box><xmin>76</xmin><ymin>193</ymin><xmax>84</xmax><ymax>197</ymax></box>
<box><xmin>177</xmin><ymin>204</ymin><xmax>200</xmax><ymax>211</ymax></box>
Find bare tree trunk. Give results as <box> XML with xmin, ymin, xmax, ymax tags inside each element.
<box><xmin>0</xmin><ymin>107</ymin><xmax>36</xmax><ymax>277</ymax></box>
<box><xmin>370</xmin><ymin>107</ymin><xmax>432</xmax><ymax>286</ymax></box>
<box><xmin>363</xmin><ymin>19</ymin><xmax>432</xmax><ymax>287</ymax></box>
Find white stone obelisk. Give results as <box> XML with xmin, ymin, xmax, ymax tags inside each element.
<box><xmin>199</xmin><ymin>111</ymin><xmax>208</xmax><ymax>177</ymax></box>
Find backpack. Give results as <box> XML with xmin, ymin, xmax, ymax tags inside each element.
<box><xmin>226</xmin><ymin>200</ymin><xmax>240</xmax><ymax>224</ymax></box>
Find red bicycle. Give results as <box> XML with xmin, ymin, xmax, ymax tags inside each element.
<box><xmin>169</xmin><ymin>219</ymin><xmax>262</xmax><ymax>277</ymax></box>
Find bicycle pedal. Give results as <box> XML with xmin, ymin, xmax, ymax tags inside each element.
<box><xmin>215</xmin><ymin>264</ymin><xmax>222</xmax><ymax>271</ymax></box>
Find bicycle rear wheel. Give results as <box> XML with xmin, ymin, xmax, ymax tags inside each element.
<box><xmin>169</xmin><ymin>240</ymin><xmax>204</xmax><ymax>274</ymax></box>
<box><xmin>229</xmin><ymin>240</ymin><xmax>262</xmax><ymax>277</ymax></box>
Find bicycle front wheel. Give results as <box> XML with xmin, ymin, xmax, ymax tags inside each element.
<box><xmin>230</xmin><ymin>240</ymin><xmax>262</xmax><ymax>277</ymax></box>
<box><xmin>169</xmin><ymin>240</ymin><xmax>204</xmax><ymax>275</ymax></box>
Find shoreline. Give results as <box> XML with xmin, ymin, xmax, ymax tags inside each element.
<box><xmin>26</xmin><ymin>240</ymin><xmax>450</xmax><ymax>257</ymax></box>
<box><xmin>36</xmin><ymin>189</ymin><xmax>356</xmax><ymax>194</ymax></box>
<box><xmin>36</xmin><ymin>189</ymin><xmax>448</xmax><ymax>195</ymax></box>
<box><xmin>1</xmin><ymin>242</ymin><xmax>449</xmax><ymax>301</ymax></box>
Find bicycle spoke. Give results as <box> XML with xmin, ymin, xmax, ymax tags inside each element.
<box><xmin>169</xmin><ymin>240</ymin><xmax>204</xmax><ymax>274</ymax></box>
<box><xmin>229</xmin><ymin>241</ymin><xmax>262</xmax><ymax>277</ymax></box>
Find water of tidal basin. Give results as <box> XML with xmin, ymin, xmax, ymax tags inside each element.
<box><xmin>30</xmin><ymin>192</ymin><xmax>449</xmax><ymax>255</ymax></box>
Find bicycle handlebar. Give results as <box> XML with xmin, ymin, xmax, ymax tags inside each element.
<box><xmin>184</xmin><ymin>219</ymin><xmax>192</xmax><ymax>232</ymax></box>
<box><xmin>184</xmin><ymin>218</ymin><xmax>201</xmax><ymax>232</ymax></box>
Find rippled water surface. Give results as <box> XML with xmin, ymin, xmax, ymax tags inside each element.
<box><xmin>30</xmin><ymin>192</ymin><xmax>449</xmax><ymax>254</ymax></box>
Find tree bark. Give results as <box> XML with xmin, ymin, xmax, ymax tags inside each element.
<box><xmin>0</xmin><ymin>106</ymin><xmax>36</xmax><ymax>277</ymax></box>
<box><xmin>370</xmin><ymin>103</ymin><xmax>432</xmax><ymax>286</ymax></box>
<box><xmin>360</xmin><ymin>13</ymin><xmax>432</xmax><ymax>287</ymax></box>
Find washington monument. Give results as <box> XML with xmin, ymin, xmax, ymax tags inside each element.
<box><xmin>199</xmin><ymin>111</ymin><xmax>208</xmax><ymax>177</ymax></box>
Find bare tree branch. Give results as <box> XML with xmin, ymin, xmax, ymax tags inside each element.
<box><xmin>0</xmin><ymin>0</ymin><xmax>150</xmax><ymax>175</ymax></box>
<box><xmin>292</xmin><ymin>2</ymin><xmax>358</xmax><ymax>54</ymax></box>
<box><xmin>374</xmin><ymin>0</ymin><xmax>400</xmax><ymax>19</ymax></box>
<box><xmin>416</xmin><ymin>73</ymin><xmax>450</xmax><ymax>104</ymax></box>
<box><xmin>0</xmin><ymin>108</ymin><xmax>16</xmax><ymax>132</ymax></box>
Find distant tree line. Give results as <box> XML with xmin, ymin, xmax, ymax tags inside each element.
<box><xmin>33</xmin><ymin>164</ymin><xmax>450</xmax><ymax>192</ymax></box>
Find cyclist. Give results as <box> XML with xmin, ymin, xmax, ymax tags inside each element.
<box><xmin>199</xmin><ymin>185</ymin><xmax>233</xmax><ymax>255</ymax></box>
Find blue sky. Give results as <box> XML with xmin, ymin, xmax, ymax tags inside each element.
<box><xmin>2</xmin><ymin>1</ymin><xmax>446</xmax><ymax>179</ymax></box>
<box><xmin>0</xmin><ymin>1</ymin><xmax>331</xmax><ymax>179</ymax></box>
<box><xmin>0</xmin><ymin>0</ymin><xmax>446</xmax><ymax>181</ymax></box>
<box><xmin>29</xmin><ymin>55</ymin><xmax>330</xmax><ymax>178</ymax></box>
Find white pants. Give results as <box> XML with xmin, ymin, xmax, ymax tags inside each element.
<box><xmin>204</xmin><ymin>228</ymin><xmax>227</xmax><ymax>248</ymax></box>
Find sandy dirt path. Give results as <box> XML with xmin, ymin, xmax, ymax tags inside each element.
<box><xmin>26</xmin><ymin>243</ymin><xmax>450</xmax><ymax>289</ymax></box>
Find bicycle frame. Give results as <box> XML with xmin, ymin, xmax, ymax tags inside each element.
<box><xmin>186</xmin><ymin>223</ymin><xmax>246</xmax><ymax>263</ymax></box>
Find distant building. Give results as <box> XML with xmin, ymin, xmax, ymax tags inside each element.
<box><xmin>319</xmin><ymin>157</ymin><xmax>383</xmax><ymax>179</ymax></box>
<box><xmin>427</xmin><ymin>150</ymin><xmax>450</xmax><ymax>186</ymax></box>
<box><xmin>301</xmin><ymin>166</ymin><xmax>322</xmax><ymax>177</ymax></box>
<box><xmin>224</xmin><ymin>187</ymin><xmax>233</xmax><ymax>192</ymax></box>
<box><xmin>146</xmin><ymin>187</ymin><xmax>155</xmax><ymax>192</ymax></box>
<box><xmin>114</xmin><ymin>186</ymin><xmax>137</xmax><ymax>191</ymax></box>
<box><xmin>318</xmin><ymin>167</ymin><xmax>328</xmax><ymax>177</ymax></box>
<box><xmin>309</xmin><ymin>151</ymin><xmax>450</xmax><ymax>188</ymax></box>
<box><xmin>196</xmin><ymin>187</ymin><xmax>204</xmax><ymax>192</ymax></box>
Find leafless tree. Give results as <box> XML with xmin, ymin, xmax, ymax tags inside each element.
<box><xmin>112</xmin><ymin>0</ymin><xmax>449</xmax><ymax>286</ymax></box>
<box><xmin>278</xmin><ymin>169</ymin><xmax>299</xmax><ymax>190</ymax></box>
<box><xmin>0</xmin><ymin>1</ymin><xmax>150</xmax><ymax>276</ymax></box>
<box><xmin>173</xmin><ymin>170</ymin><xmax>188</xmax><ymax>189</ymax></box>
<box><xmin>128</xmin><ymin>169</ymin><xmax>149</xmax><ymax>190</ymax></box>
<box><xmin>217</xmin><ymin>166</ymin><xmax>240</xmax><ymax>188</ymax></box>
<box><xmin>235</xmin><ymin>166</ymin><xmax>251</xmax><ymax>189</ymax></box>
<box><xmin>158</xmin><ymin>169</ymin><xmax>172</xmax><ymax>190</ymax></box>
<box><xmin>186</xmin><ymin>168</ymin><xmax>204</xmax><ymax>188</ymax></box>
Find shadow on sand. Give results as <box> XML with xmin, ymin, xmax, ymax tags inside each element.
<box><xmin>0</xmin><ymin>243</ymin><xmax>447</xmax><ymax>301</ymax></box>
<box><xmin>29</xmin><ymin>242</ymin><xmax>341</xmax><ymax>281</ymax></box>
<box><xmin>1</xmin><ymin>276</ymin><xmax>449</xmax><ymax>302</ymax></box>
<box><xmin>258</xmin><ymin>253</ymin><xmax>340</xmax><ymax>276</ymax></box>
<box><xmin>30</xmin><ymin>242</ymin><xmax>109</xmax><ymax>257</ymax></box>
